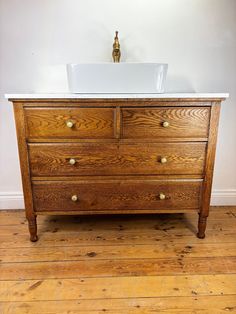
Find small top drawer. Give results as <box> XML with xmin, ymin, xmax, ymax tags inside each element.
<box><xmin>25</xmin><ymin>107</ymin><xmax>115</xmax><ymax>139</ymax></box>
<box><xmin>122</xmin><ymin>107</ymin><xmax>210</xmax><ymax>139</ymax></box>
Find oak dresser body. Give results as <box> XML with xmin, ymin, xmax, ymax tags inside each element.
<box><xmin>9</xmin><ymin>94</ymin><xmax>226</xmax><ymax>241</ymax></box>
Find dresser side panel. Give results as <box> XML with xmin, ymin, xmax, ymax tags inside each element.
<box><xmin>200</xmin><ymin>102</ymin><xmax>221</xmax><ymax>217</ymax></box>
<box><xmin>13</xmin><ymin>103</ymin><xmax>35</xmax><ymax>218</ymax></box>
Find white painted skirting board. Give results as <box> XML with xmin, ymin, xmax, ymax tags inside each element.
<box><xmin>0</xmin><ymin>192</ymin><xmax>24</xmax><ymax>210</ymax></box>
<box><xmin>0</xmin><ymin>190</ymin><xmax>236</xmax><ymax>210</ymax></box>
<box><xmin>210</xmin><ymin>189</ymin><xmax>236</xmax><ymax>206</ymax></box>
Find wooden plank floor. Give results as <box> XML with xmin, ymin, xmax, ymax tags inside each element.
<box><xmin>0</xmin><ymin>207</ymin><xmax>236</xmax><ymax>313</ymax></box>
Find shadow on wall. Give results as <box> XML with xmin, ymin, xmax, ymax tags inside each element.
<box><xmin>165</xmin><ymin>75</ymin><xmax>195</xmax><ymax>93</ymax></box>
<box><xmin>33</xmin><ymin>65</ymin><xmax>69</xmax><ymax>93</ymax></box>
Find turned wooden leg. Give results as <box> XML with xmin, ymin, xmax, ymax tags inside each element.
<box><xmin>197</xmin><ymin>214</ymin><xmax>208</xmax><ymax>239</ymax></box>
<box><xmin>27</xmin><ymin>216</ymin><xmax>38</xmax><ymax>242</ymax></box>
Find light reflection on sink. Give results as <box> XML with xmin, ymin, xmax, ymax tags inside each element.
<box><xmin>67</xmin><ymin>63</ymin><xmax>168</xmax><ymax>94</ymax></box>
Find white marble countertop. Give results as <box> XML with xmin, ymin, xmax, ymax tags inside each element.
<box><xmin>5</xmin><ymin>93</ymin><xmax>229</xmax><ymax>99</ymax></box>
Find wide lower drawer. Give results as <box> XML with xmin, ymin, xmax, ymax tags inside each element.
<box><xmin>29</xmin><ymin>143</ymin><xmax>206</xmax><ymax>176</ymax></box>
<box><xmin>122</xmin><ymin>107</ymin><xmax>210</xmax><ymax>139</ymax></box>
<box><xmin>25</xmin><ymin>107</ymin><xmax>115</xmax><ymax>139</ymax></box>
<box><xmin>32</xmin><ymin>180</ymin><xmax>202</xmax><ymax>212</ymax></box>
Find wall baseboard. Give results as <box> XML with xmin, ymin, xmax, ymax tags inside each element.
<box><xmin>0</xmin><ymin>190</ymin><xmax>235</xmax><ymax>210</ymax></box>
<box><xmin>0</xmin><ymin>192</ymin><xmax>24</xmax><ymax>210</ymax></box>
<box><xmin>211</xmin><ymin>189</ymin><xmax>236</xmax><ymax>206</ymax></box>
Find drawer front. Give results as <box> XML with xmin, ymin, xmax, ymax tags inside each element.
<box><xmin>122</xmin><ymin>107</ymin><xmax>210</xmax><ymax>139</ymax></box>
<box><xmin>33</xmin><ymin>180</ymin><xmax>202</xmax><ymax>212</ymax></box>
<box><xmin>25</xmin><ymin>108</ymin><xmax>115</xmax><ymax>139</ymax></box>
<box><xmin>29</xmin><ymin>143</ymin><xmax>206</xmax><ymax>176</ymax></box>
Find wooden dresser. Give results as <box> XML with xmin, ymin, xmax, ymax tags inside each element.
<box><xmin>9</xmin><ymin>94</ymin><xmax>226</xmax><ymax>241</ymax></box>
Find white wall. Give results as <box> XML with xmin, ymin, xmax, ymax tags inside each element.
<box><xmin>0</xmin><ymin>0</ymin><xmax>236</xmax><ymax>209</ymax></box>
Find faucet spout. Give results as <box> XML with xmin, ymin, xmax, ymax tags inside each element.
<box><xmin>112</xmin><ymin>31</ymin><xmax>121</xmax><ymax>63</ymax></box>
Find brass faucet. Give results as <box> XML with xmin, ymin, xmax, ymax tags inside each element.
<box><xmin>112</xmin><ymin>31</ymin><xmax>121</xmax><ymax>63</ymax></box>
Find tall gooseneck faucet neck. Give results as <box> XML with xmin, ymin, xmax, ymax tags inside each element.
<box><xmin>112</xmin><ymin>31</ymin><xmax>121</xmax><ymax>63</ymax></box>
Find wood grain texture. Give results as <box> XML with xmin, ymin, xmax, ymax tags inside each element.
<box><xmin>1</xmin><ymin>208</ymin><xmax>236</xmax><ymax>233</ymax></box>
<box><xmin>2</xmin><ymin>226</ymin><xmax>236</xmax><ymax>249</ymax></box>
<box><xmin>10</xmin><ymin>97</ymin><xmax>224</xmax><ymax>242</ymax></box>
<box><xmin>2</xmin><ymin>256</ymin><xmax>236</xmax><ymax>280</ymax></box>
<box><xmin>13</xmin><ymin>104</ymin><xmax>34</xmax><ymax>218</ymax></box>
<box><xmin>198</xmin><ymin>103</ymin><xmax>221</xmax><ymax>238</ymax></box>
<box><xmin>115</xmin><ymin>106</ymin><xmax>121</xmax><ymax>138</ymax></box>
<box><xmin>13</xmin><ymin>103</ymin><xmax>37</xmax><ymax>241</ymax></box>
<box><xmin>25</xmin><ymin>107</ymin><xmax>115</xmax><ymax>139</ymax></box>
<box><xmin>1</xmin><ymin>296</ymin><xmax>235</xmax><ymax>314</ymax></box>
<box><xmin>32</xmin><ymin>174</ymin><xmax>204</xmax><ymax>181</ymax></box>
<box><xmin>1</xmin><ymin>241</ymin><xmax>236</xmax><ymax>263</ymax></box>
<box><xmin>122</xmin><ymin>107</ymin><xmax>210</xmax><ymax>138</ymax></box>
<box><xmin>1</xmin><ymin>274</ymin><xmax>236</xmax><ymax>302</ymax></box>
<box><xmin>13</xmin><ymin>98</ymin><xmax>221</xmax><ymax>105</ymax></box>
<box><xmin>1</xmin><ymin>207</ymin><xmax>235</xmax><ymax>313</ymax></box>
<box><xmin>28</xmin><ymin>142</ymin><xmax>206</xmax><ymax>176</ymax></box>
<box><xmin>32</xmin><ymin>180</ymin><xmax>202</xmax><ymax>212</ymax></box>
<box><xmin>27</xmin><ymin>137</ymin><xmax>209</xmax><ymax>143</ymax></box>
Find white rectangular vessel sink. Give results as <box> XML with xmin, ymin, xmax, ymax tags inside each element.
<box><xmin>67</xmin><ymin>63</ymin><xmax>168</xmax><ymax>94</ymax></box>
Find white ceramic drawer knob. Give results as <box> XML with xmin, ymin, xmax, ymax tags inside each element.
<box><xmin>160</xmin><ymin>157</ymin><xmax>167</xmax><ymax>164</ymax></box>
<box><xmin>69</xmin><ymin>158</ymin><xmax>76</xmax><ymax>165</ymax></box>
<box><xmin>162</xmin><ymin>121</ymin><xmax>170</xmax><ymax>128</ymax></box>
<box><xmin>66</xmin><ymin>120</ymin><xmax>74</xmax><ymax>128</ymax></box>
<box><xmin>159</xmin><ymin>193</ymin><xmax>166</xmax><ymax>200</ymax></box>
<box><xmin>71</xmin><ymin>195</ymin><xmax>78</xmax><ymax>202</ymax></box>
